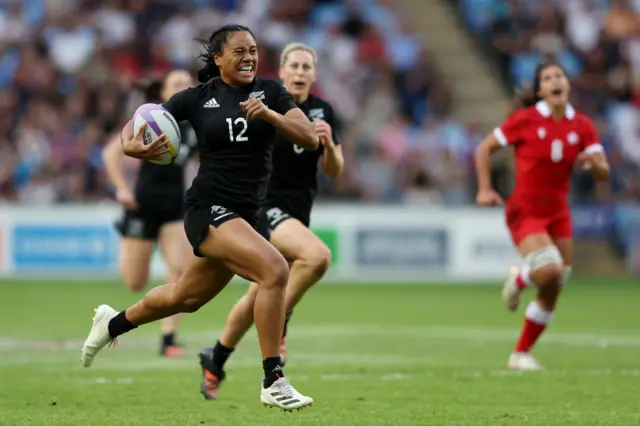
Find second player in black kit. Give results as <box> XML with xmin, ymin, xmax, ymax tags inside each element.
<box><xmin>262</xmin><ymin>94</ymin><xmax>340</xmax><ymax>234</ymax></box>
<box><xmin>117</xmin><ymin>122</ymin><xmax>197</xmax><ymax>239</ymax></box>
<box><xmin>103</xmin><ymin>70</ymin><xmax>197</xmax><ymax>358</ymax></box>
<box><xmin>82</xmin><ymin>25</ymin><xmax>318</xmax><ymax>411</ymax></box>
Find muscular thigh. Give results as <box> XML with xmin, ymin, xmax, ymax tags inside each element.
<box><xmin>173</xmin><ymin>255</ymin><xmax>234</xmax><ymax>304</ymax></box>
<box><xmin>270</xmin><ymin>218</ymin><xmax>326</xmax><ymax>262</ymax></box>
<box><xmin>508</xmin><ymin>215</ymin><xmax>550</xmax><ymax>248</ymax></box>
<box><xmin>198</xmin><ymin>218</ymin><xmax>287</xmax><ymax>284</ymax></box>
<box><xmin>517</xmin><ymin>233</ymin><xmax>556</xmax><ymax>257</ymax></box>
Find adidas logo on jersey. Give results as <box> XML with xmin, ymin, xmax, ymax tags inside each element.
<box><xmin>204</xmin><ymin>98</ymin><xmax>220</xmax><ymax>108</ymax></box>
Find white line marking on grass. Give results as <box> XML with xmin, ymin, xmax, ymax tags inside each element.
<box><xmin>1</xmin><ymin>326</ymin><xmax>639</xmax><ymax>365</ymax></box>
<box><xmin>28</xmin><ymin>369</ymin><xmax>640</xmax><ymax>389</ymax></box>
<box><xmin>380</xmin><ymin>373</ymin><xmax>411</xmax><ymax>381</ymax></box>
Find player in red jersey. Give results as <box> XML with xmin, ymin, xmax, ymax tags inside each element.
<box><xmin>474</xmin><ymin>61</ymin><xmax>610</xmax><ymax>371</ymax></box>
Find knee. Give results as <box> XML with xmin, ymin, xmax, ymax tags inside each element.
<box><xmin>262</xmin><ymin>254</ymin><xmax>289</xmax><ymax>290</ymax></box>
<box><xmin>303</xmin><ymin>245</ymin><xmax>332</xmax><ymax>278</ymax></box>
<box><xmin>536</xmin><ymin>264</ymin><xmax>564</xmax><ymax>288</ymax></box>
<box><xmin>526</xmin><ymin>245</ymin><xmax>564</xmax><ymax>288</ymax></box>
<box><xmin>121</xmin><ymin>270</ymin><xmax>148</xmax><ymax>293</ymax></box>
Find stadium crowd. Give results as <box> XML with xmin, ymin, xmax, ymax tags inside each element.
<box><xmin>0</xmin><ymin>0</ymin><xmax>467</xmax><ymax>205</ymax></box>
<box><xmin>5</xmin><ymin>0</ymin><xmax>640</xmax><ymax>206</ymax></box>
<box><xmin>460</xmin><ymin>0</ymin><xmax>640</xmax><ymax>203</ymax></box>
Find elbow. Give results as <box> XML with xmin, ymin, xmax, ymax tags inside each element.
<box><xmin>474</xmin><ymin>143</ymin><xmax>491</xmax><ymax>167</ymax></box>
<box><xmin>326</xmin><ymin>166</ymin><xmax>343</xmax><ymax>179</ymax></box>
<box><xmin>475</xmin><ymin>139</ymin><xmax>495</xmax><ymax>157</ymax></box>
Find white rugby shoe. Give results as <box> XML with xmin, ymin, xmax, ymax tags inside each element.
<box><xmin>507</xmin><ymin>352</ymin><xmax>543</xmax><ymax>371</ymax></box>
<box><xmin>81</xmin><ymin>304</ymin><xmax>118</xmax><ymax>367</ymax></box>
<box><xmin>502</xmin><ymin>265</ymin><xmax>523</xmax><ymax>312</ymax></box>
<box><xmin>261</xmin><ymin>377</ymin><xmax>313</xmax><ymax>411</ymax></box>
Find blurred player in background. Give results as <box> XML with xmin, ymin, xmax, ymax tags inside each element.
<box><xmin>102</xmin><ymin>70</ymin><xmax>198</xmax><ymax>357</ymax></box>
<box><xmin>474</xmin><ymin>60</ymin><xmax>610</xmax><ymax>371</ymax></box>
<box><xmin>82</xmin><ymin>24</ymin><xmax>317</xmax><ymax>410</ymax></box>
<box><xmin>198</xmin><ymin>43</ymin><xmax>344</xmax><ymax>400</ymax></box>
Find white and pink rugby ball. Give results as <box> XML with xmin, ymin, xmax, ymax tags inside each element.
<box><xmin>133</xmin><ymin>103</ymin><xmax>182</xmax><ymax>165</ymax></box>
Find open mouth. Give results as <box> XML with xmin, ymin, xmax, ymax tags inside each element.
<box><xmin>238</xmin><ymin>65</ymin><xmax>255</xmax><ymax>77</ymax></box>
<box><xmin>292</xmin><ymin>81</ymin><xmax>306</xmax><ymax>89</ymax></box>
<box><xmin>551</xmin><ymin>88</ymin><xmax>563</xmax><ymax>96</ymax></box>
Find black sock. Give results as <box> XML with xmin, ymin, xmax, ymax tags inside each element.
<box><xmin>212</xmin><ymin>340</ymin><xmax>234</xmax><ymax>371</ymax></box>
<box><xmin>282</xmin><ymin>311</ymin><xmax>293</xmax><ymax>339</ymax></box>
<box><xmin>162</xmin><ymin>333</ymin><xmax>175</xmax><ymax>347</ymax></box>
<box><xmin>107</xmin><ymin>311</ymin><xmax>138</xmax><ymax>339</ymax></box>
<box><xmin>263</xmin><ymin>357</ymin><xmax>284</xmax><ymax>388</ymax></box>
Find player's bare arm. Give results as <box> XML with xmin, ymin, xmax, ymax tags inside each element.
<box><xmin>578</xmin><ymin>149</ymin><xmax>610</xmax><ymax>181</ymax></box>
<box><xmin>475</xmin><ymin>133</ymin><xmax>505</xmax><ymax>206</ymax></box>
<box><xmin>317</xmin><ymin>120</ymin><xmax>343</xmax><ymax>178</ymax></box>
<box><xmin>103</xmin><ymin>133</ymin><xmax>138</xmax><ymax>211</ymax></box>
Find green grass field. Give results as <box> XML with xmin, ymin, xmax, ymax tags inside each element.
<box><xmin>0</xmin><ymin>279</ymin><xmax>638</xmax><ymax>425</ymax></box>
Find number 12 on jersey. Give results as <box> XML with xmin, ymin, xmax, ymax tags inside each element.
<box><xmin>226</xmin><ymin>117</ymin><xmax>248</xmax><ymax>142</ymax></box>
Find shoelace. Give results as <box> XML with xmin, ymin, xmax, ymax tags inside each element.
<box><xmin>274</xmin><ymin>378</ymin><xmax>294</xmax><ymax>398</ymax></box>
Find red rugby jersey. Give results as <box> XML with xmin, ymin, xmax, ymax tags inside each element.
<box><xmin>493</xmin><ymin>101</ymin><xmax>603</xmax><ymax>216</ymax></box>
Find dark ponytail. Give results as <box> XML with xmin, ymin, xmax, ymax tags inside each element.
<box><xmin>195</xmin><ymin>24</ymin><xmax>256</xmax><ymax>83</ymax></box>
<box><xmin>512</xmin><ymin>85</ymin><xmax>538</xmax><ymax>112</ymax></box>
<box><xmin>512</xmin><ymin>57</ymin><xmax>566</xmax><ymax>112</ymax></box>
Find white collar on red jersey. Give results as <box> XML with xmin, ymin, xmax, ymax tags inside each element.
<box><xmin>535</xmin><ymin>100</ymin><xmax>575</xmax><ymax>120</ymax></box>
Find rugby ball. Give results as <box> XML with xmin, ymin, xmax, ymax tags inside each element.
<box><xmin>133</xmin><ymin>103</ymin><xmax>181</xmax><ymax>165</ymax></box>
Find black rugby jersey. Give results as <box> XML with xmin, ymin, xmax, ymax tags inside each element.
<box><xmin>162</xmin><ymin>77</ymin><xmax>298</xmax><ymax>214</ymax></box>
<box><xmin>265</xmin><ymin>94</ymin><xmax>340</xmax><ymax>209</ymax></box>
<box><xmin>134</xmin><ymin>122</ymin><xmax>198</xmax><ymax>214</ymax></box>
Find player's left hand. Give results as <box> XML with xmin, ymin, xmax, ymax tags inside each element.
<box><xmin>576</xmin><ymin>151</ymin><xmax>594</xmax><ymax>170</ymax></box>
<box><xmin>314</xmin><ymin>120</ymin><xmax>333</xmax><ymax>147</ymax></box>
<box><xmin>240</xmin><ymin>99</ymin><xmax>270</xmax><ymax>121</ymax></box>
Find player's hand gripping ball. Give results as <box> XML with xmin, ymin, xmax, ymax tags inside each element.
<box><xmin>131</xmin><ymin>104</ymin><xmax>182</xmax><ymax>165</ymax></box>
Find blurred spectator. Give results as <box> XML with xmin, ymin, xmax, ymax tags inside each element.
<box><xmin>0</xmin><ymin>2</ymin><xmax>34</xmax><ymax>43</ymax></box>
<box><xmin>602</xmin><ymin>0</ymin><xmax>640</xmax><ymax>41</ymax></box>
<box><xmin>3</xmin><ymin>0</ymin><xmax>459</xmax><ymax>205</ymax></box>
<box><xmin>460</xmin><ymin>0</ymin><xmax>640</xmax><ymax>203</ymax></box>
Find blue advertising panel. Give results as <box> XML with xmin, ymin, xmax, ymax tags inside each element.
<box><xmin>12</xmin><ymin>225</ymin><xmax>117</xmax><ymax>272</ymax></box>
<box><xmin>571</xmin><ymin>205</ymin><xmax>615</xmax><ymax>239</ymax></box>
<box><xmin>356</xmin><ymin>228</ymin><xmax>448</xmax><ymax>270</ymax></box>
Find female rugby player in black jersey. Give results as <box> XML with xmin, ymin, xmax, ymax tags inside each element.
<box><xmin>198</xmin><ymin>43</ymin><xmax>344</xmax><ymax>400</ymax></box>
<box><xmin>102</xmin><ymin>70</ymin><xmax>197</xmax><ymax>358</ymax></box>
<box><xmin>81</xmin><ymin>25</ymin><xmax>318</xmax><ymax>411</ymax></box>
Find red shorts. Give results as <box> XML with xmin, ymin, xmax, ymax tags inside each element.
<box><xmin>506</xmin><ymin>211</ymin><xmax>572</xmax><ymax>246</ymax></box>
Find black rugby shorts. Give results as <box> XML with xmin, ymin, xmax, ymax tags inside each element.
<box><xmin>260</xmin><ymin>204</ymin><xmax>311</xmax><ymax>241</ymax></box>
<box><xmin>183</xmin><ymin>205</ymin><xmax>268</xmax><ymax>257</ymax></box>
<box><xmin>115</xmin><ymin>208</ymin><xmax>183</xmax><ymax>241</ymax></box>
